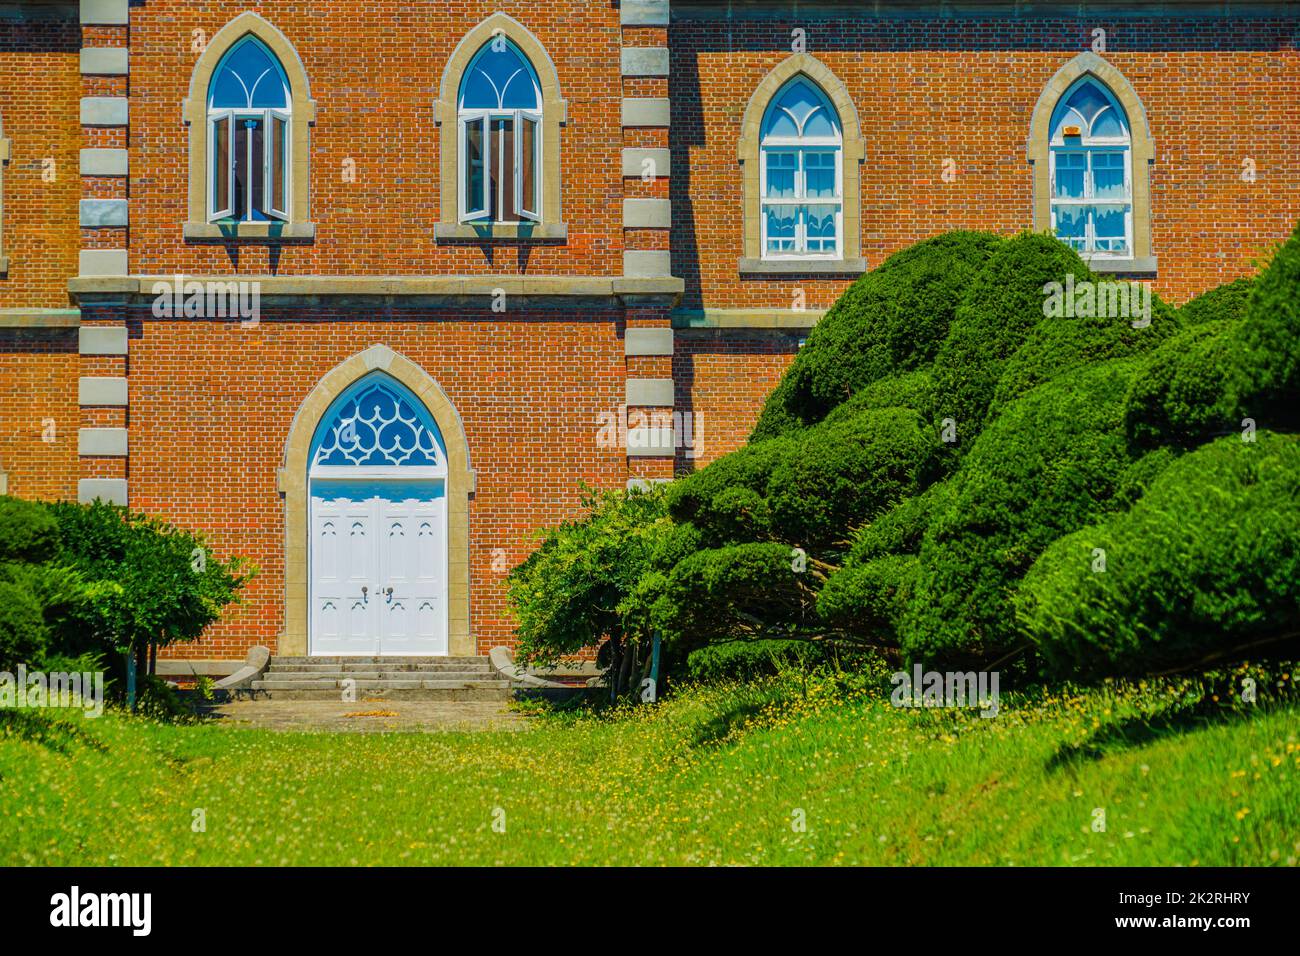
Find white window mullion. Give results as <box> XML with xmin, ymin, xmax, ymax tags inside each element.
<box><xmin>263</xmin><ymin>109</ymin><xmax>272</xmax><ymax>219</ymax></box>
<box><xmin>493</xmin><ymin>119</ymin><xmax>504</xmax><ymax>221</ymax></box>
<box><xmin>513</xmin><ymin>109</ymin><xmax>523</xmax><ymax>220</ymax></box>
<box><xmin>244</xmin><ymin>117</ymin><xmax>254</xmax><ymax>221</ymax></box>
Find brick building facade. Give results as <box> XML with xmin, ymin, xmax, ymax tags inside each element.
<box><xmin>1</xmin><ymin>0</ymin><xmax>1296</xmax><ymax>664</ymax></box>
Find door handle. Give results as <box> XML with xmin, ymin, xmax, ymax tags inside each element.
<box><xmin>361</xmin><ymin>586</ymin><xmax>368</xmax><ymax>599</ymax></box>
<box><xmin>384</xmin><ymin>587</ymin><xmax>394</xmax><ymax>599</ymax></box>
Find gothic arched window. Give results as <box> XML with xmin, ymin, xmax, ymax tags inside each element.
<box><xmin>457</xmin><ymin>37</ymin><xmax>542</xmax><ymax>223</ymax></box>
<box><xmin>207</xmin><ymin>36</ymin><xmax>292</xmax><ymax>222</ymax></box>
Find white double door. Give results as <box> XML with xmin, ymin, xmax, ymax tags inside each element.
<box><xmin>309</xmin><ymin>478</ymin><xmax>447</xmax><ymax>656</ymax></box>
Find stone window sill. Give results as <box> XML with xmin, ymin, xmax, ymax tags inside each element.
<box><xmin>435</xmin><ymin>222</ymin><xmax>568</xmax><ymax>241</ymax></box>
<box><xmin>739</xmin><ymin>257</ymin><xmax>867</xmax><ymax>276</ymax></box>
<box><xmin>184</xmin><ymin>221</ymin><xmax>317</xmax><ymax>240</ymax></box>
<box><xmin>1085</xmin><ymin>255</ymin><xmax>1158</xmax><ymax>276</ymax></box>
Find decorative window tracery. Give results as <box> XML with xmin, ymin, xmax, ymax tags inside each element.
<box><xmin>312</xmin><ymin>379</ymin><xmax>445</xmax><ymax>469</ymax></box>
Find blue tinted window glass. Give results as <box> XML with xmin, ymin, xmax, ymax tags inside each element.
<box><xmin>460</xmin><ymin>41</ymin><xmax>540</xmax><ymax>110</ymax></box>
<box><xmin>210</xmin><ymin>38</ymin><xmax>288</xmax><ymax>109</ymax></box>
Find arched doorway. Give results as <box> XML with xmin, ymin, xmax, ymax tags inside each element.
<box><xmin>307</xmin><ymin>372</ymin><xmax>448</xmax><ymax>656</ymax></box>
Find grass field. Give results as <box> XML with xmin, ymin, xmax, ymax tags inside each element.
<box><xmin>1</xmin><ymin>665</ymin><xmax>1297</xmax><ymax>866</ymax></box>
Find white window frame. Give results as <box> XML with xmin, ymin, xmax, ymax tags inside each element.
<box><xmin>759</xmin><ymin>143</ymin><xmax>843</xmax><ymax>259</ymax></box>
<box><xmin>207</xmin><ymin>108</ymin><xmax>291</xmax><ymax>223</ymax></box>
<box><xmin>758</xmin><ymin>80</ymin><xmax>844</xmax><ymax>262</ymax></box>
<box><xmin>267</xmin><ymin>108</ymin><xmax>291</xmax><ymax>221</ymax></box>
<box><xmin>209</xmin><ymin>113</ymin><xmax>234</xmax><ymax>221</ymax></box>
<box><xmin>1047</xmin><ymin>82</ymin><xmax>1133</xmax><ymax>259</ymax></box>
<box><xmin>457</xmin><ymin>107</ymin><xmax>542</xmax><ymax>225</ymax></box>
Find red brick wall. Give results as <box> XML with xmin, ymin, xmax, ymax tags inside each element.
<box><xmin>6</xmin><ymin>5</ymin><xmax>1300</xmax><ymax>658</ymax></box>
<box><xmin>670</xmin><ymin>14</ymin><xmax>1300</xmax><ymax>465</ymax></box>
<box><xmin>0</xmin><ymin>327</ymin><xmax>79</xmax><ymax>500</ymax></box>
<box><xmin>123</xmin><ymin>307</ymin><xmax>631</xmax><ymax>659</ymax></box>
<box><xmin>128</xmin><ymin>1</ymin><xmax>624</xmax><ymax>277</ymax></box>
<box><xmin>0</xmin><ymin>15</ymin><xmax>80</xmax><ymax>309</ymax></box>
<box><xmin>673</xmin><ymin>326</ymin><xmax>804</xmax><ymax>470</ymax></box>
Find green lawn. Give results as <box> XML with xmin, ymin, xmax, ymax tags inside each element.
<box><xmin>1</xmin><ymin>667</ymin><xmax>1297</xmax><ymax>866</ymax></box>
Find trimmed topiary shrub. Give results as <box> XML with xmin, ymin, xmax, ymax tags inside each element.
<box><xmin>664</xmin><ymin>436</ymin><xmax>796</xmax><ymax>547</ymax></box>
<box><xmin>821</xmin><ymin>369</ymin><xmax>938</xmax><ymax>426</ymax></box>
<box><xmin>990</xmin><ymin>286</ymin><xmax>1180</xmax><ymax>416</ymax></box>
<box><xmin>931</xmin><ymin>232</ymin><xmax>1093</xmax><ymax>444</ymax></box>
<box><xmin>1178</xmin><ymin>277</ymin><xmax>1254</xmax><ymax>326</ymax></box>
<box><xmin>845</xmin><ymin>479</ymin><xmax>954</xmax><ymax>564</ymax></box>
<box><xmin>901</xmin><ymin>357</ymin><xmax>1143</xmax><ymax>667</ymax></box>
<box><xmin>671</xmin><ymin>406</ymin><xmax>938</xmax><ymax>554</ymax></box>
<box><xmin>747</xmin><ymin>378</ymin><xmax>805</xmax><ymax>442</ymax></box>
<box><xmin>651</xmin><ymin>542</ymin><xmax>815</xmax><ymax>651</ymax></box>
<box><xmin>1124</xmin><ymin>320</ymin><xmax>1239</xmax><ymax>449</ymax></box>
<box><xmin>817</xmin><ymin>554</ymin><xmax>918</xmax><ymax>641</ymax></box>
<box><xmin>1017</xmin><ymin>432</ymin><xmax>1300</xmax><ymax>679</ymax></box>
<box><xmin>1228</xmin><ymin>223</ymin><xmax>1300</xmax><ymax>431</ymax></box>
<box><xmin>685</xmin><ymin>639</ymin><xmax>826</xmax><ymax>683</ymax></box>
<box><xmin>750</xmin><ymin>231</ymin><xmax>1002</xmax><ymax>438</ymax></box>
<box><xmin>767</xmin><ymin>406</ymin><xmax>940</xmax><ymax>551</ymax></box>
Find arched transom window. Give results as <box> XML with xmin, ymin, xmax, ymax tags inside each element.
<box><xmin>311</xmin><ymin>377</ymin><xmax>447</xmax><ymax>476</ymax></box>
<box><xmin>207</xmin><ymin>36</ymin><xmax>291</xmax><ymax>223</ymax></box>
<box><xmin>1049</xmin><ymin>77</ymin><xmax>1132</xmax><ymax>257</ymax></box>
<box><xmin>457</xmin><ymin>36</ymin><xmax>542</xmax><ymax>224</ymax></box>
<box><xmin>760</xmin><ymin>77</ymin><xmax>842</xmax><ymax>260</ymax></box>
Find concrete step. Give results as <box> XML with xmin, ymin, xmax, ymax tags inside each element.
<box><xmin>266</xmin><ymin>662</ymin><xmax>492</xmax><ymax>674</ymax></box>
<box><xmin>264</xmin><ymin>669</ymin><xmax>493</xmax><ymax>682</ymax></box>
<box><xmin>271</xmin><ymin>656</ymin><xmax>489</xmax><ymax>666</ymax></box>
<box><xmin>246</xmin><ymin>685</ymin><xmax>511</xmax><ymax>702</ymax></box>
<box><xmin>252</xmin><ymin>678</ymin><xmax>510</xmax><ymax>691</ymax></box>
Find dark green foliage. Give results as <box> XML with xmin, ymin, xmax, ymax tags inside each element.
<box><xmin>650</xmin><ymin>542</ymin><xmax>814</xmax><ymax>651</ymax></box>
<box><xmin>1178</xmin><ymin>277</ymin><xmax>1253</xmax><ymax>326</ymax></box>
<box><xmin>931</xmin><ymin>233</ymin><xmax>1093</xmax><ymax>443</ymax></box>
<box><xmin>750</xmin><ymin>231</ymin><xmax>1001</xmax><ymax>437</ymax></box>
<box><xmin>1111</xmin><ymin>447</ymin><xmax>1181</xmax><ymax>510</ymax></box>
<box><xmin>0</xmin><ymin>580</ymin><xmax>49</xmax><ymax>669</ymax></box>
<box><xmin>507</xmin><ymin>487</ymin><xmax>670</xmax><ymax>667</ymax></box>
<box><xmin>1124</xmin><ymin>320</ymin><xmax>1239</xmax><ymax>449</ymax></box>
<box><xmin>821</xmin><ymin>369</ymin><xmax>937</xmax><ymax>426</ymax></box>
<box><xmin>664</xmin><ymin>437</ymin><xmax>795</xmax><ymax>547</ymax></box>
<box><xmin>685</xmin><ymin>639</ymin><xmax>826</xmax><ymax>683</ymax></box>
<box><xmin>846</xmin><ymin>479</ymin><xmax>954</xmax><ymax>563</ymax></box>
<box><xmin>0</xmin><ymin>496</ymin><xmax>59</xmax><ymax>564</ymax></box>
<box><xmin>1017</xmin><ymin>432</ymin><xmax>1300</xmax><ymax>679</ymax></box>
<box><xmin>671</xmin><ymin>406</ymin><xmax>937</xmax><ymax>555</ymax></box>
<box><xmin>990</xmin><ymin>286</ymin><xmax>1180</xmax><ymax>415</ymax></box>
<box><xmin>901</xmin><ymin>358</ymin><xmax>1142</xmax><ymax>666</ymax></box>
<box><xmin>766</xmin><ymin>407</ymin><xmax>939</xmax><ymax>551</ymax></box>
<box><xmin>1228</xmin><ymin>223</ymin><xmax>1300</xmax><ymax>430</ymax></box>
<box><xmin>45</xmin><ymin>500</ymin><xmax>252</xmax><ymax>657</ymax></box>
<box><xmin>817</xmin><ymin>554</ymin><xmax>918</xmax><ymax>640</ymax></box>
<box><xmin>512</xmin><ymin>226</ymin><xmax>1300</xmax><ymax>687</ymax></box>
<box><xmin>0</xmin><ymin>497</ymin><xmax>79</xmax><ymax>668</ymax></box>
<box><xmin>747</xmin><ymin>378</ymin><xmax>805</xmax><ymax>442</ymax></box>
